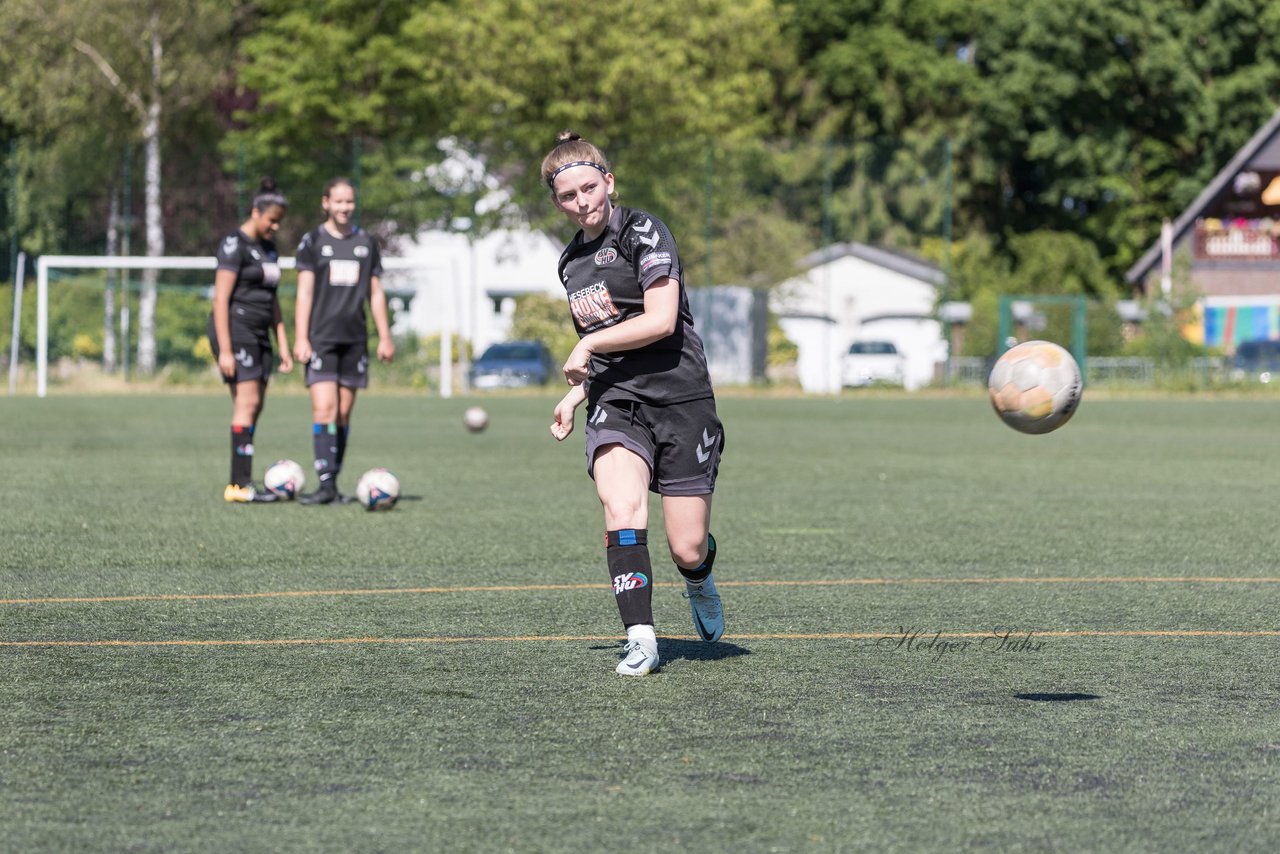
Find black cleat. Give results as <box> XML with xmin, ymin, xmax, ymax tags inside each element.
<box><xmin>300</xmin><ymin>482</ymin><xmax>339</xmax><ymax>505</ymax></box>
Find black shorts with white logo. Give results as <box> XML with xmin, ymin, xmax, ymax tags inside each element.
<box><xmin>207</xmin><ymin>317</ymin><xmax>273</xmax><ymax>385</ymax></box>
<box><xmin>584</xmin><ymin>396</ymin><xmax>724</xmax><ymax>496</ymax></box>
<box><xmin>306</xmin><ymin>341</ymin><xmax>370</xmax><ymax>389</ymax></box>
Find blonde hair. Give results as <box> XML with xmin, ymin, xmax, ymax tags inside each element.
<box><xmin>541</xmin><ymin>130</ymin><xmax>613</xmax><ymax>195</ymax></box>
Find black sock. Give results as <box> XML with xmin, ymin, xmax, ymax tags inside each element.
<box><xmin>677</xmin><ymin>532</ymin><xmax>717</xmax><ymax>583</ymax></box>
<box><xmin>313</xmin><ymin>422</ymin><xmax>338</xmax><ymax>485</ymax></box>
<box><xmin>606</xmin><ymin>529</ymin><xmax>653</xmax><ymax>629</ymax></box>
<box><xmin>335</xmin><ymin>425</ymin><xmax>349</xmax><ymax>477</ymax></box>
<box><xmin>230</xmin><ymin>424</ymin><xmax>254</xmax><ymax>487</ymax></box>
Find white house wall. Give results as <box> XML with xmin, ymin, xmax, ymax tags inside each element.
<box><xmin>859</xmin><ymin>316</ymin><xmax>946</xmax><ymax>390</ymax></box>
<box><xmin>775</xmin><ymin>253</ymin><xmax>943</xmax><ymax>393</ymax></box>
<box><xmin>387</xmin><ymin>228</ymin><xmax>566</xmax><ymax>351</ymax></box>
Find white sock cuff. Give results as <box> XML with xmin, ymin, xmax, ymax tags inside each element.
<box><xmin>627</xmin><ymin>624</ymin><xmax>657</xmax><ymax>647</ymax></box>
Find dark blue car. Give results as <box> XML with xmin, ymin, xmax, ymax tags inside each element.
<box><xmin>1232</xmin><ymin>338</ymin><xmax>1280</xmax><ymax>383</ymax></box>
<box><xmin>469</xmin><ymin>340</ymin><xmax>556</xmax><ymax>389</ymax></box>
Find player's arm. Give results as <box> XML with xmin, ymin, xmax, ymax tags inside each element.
<box><xmin>562</xmin><ymin>277</ymin><xmax>679</xmax><ymax>385</ymax></box>
<box><xmin>550</xmin><ymin>381</ymin><xmax>588</xmax><ymax>441</ymax></box>
<box><xmin>294</xmin><ymin>269</ymin><xmax>314</xmax><ymax>363</ymax></box>
<box><xmin>369</xmin><ymin>274</ymin><xmax>395</xmax><ymax>363</ymax></box>
<box><xmin>212</xmin><ymin>268</ymin><xmax>238</xmax><ymax>379</ymax></box>
<box><xmin>272</xmin><ymin>294</ymin><xmax>293</xmax><ymax>373</ymax></box>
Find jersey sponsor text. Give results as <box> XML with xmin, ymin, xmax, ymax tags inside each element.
<box><xmin>568</xmin><ymin>281</ymin><xmax>620</xmax><ymax>329</ymax></box>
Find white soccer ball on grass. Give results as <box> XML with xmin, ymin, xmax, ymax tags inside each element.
<box><xmin>263</xmin><ymin>459</ymin><xmax>307</xmax><ymax>499</ymax></box>
<box><xmin>463</xmin><ymin>406</ymin><xmax>489</xmax><ymax>433</ymax></box>
<box><xmin>355</xmin><ymin>468</ymin><xmax>401</xmax><ymax>511</ymax></box>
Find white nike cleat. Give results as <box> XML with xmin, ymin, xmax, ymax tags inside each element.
<box><xmin>683</xmin><ymin>574</ymin><xmax>724</xmax><ymax>642</ymax></box>
<box><xmin>615</xmin><ymin>640</ymin><xmax>660</xmax><ymax>676</ymax></box>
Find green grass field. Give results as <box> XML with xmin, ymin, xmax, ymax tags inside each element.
<box><xmin>3</xmin><ymin>391</ymin><xmax>1279</xmax><ymax>851</ymax></box>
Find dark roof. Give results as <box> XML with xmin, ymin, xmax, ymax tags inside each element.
<box><xmin>1126</xmin><ymin>109</ymin><xmax>1280</xmax><ymax>286</ymax></box>
<box><xmin>800</xmin><ymin>242</ymin><xmax>945</xmax><ymax>286</ymax></box>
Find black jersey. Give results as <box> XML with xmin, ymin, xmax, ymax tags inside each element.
<box><xmin>295</xmin><ymin>226</ymin><xmax>383</xmax><ymax>345</ymax></box>
<box><xmin>214</xmin><ymin>230</ymin><xmax>282</xmax><ymax>332</ymax></box>
<box><xmin>558</xmin><ymin>205</ymin><xmax>713</xmax><ymax>406</ymax></box>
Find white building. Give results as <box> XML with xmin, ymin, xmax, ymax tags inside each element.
<box><xmin>385</xmin><ymin>227</ymin><xmax>566</xmax><ymax>354</ymax></box>
<box><xmin>385</xmin><ymin>228</ymin><xmax>769</xmax><ymax>388</ymax></box>
<box><xmin>773</xmin><ymin>242</ymin><xmax>948</xmax><ymax>392</ymax></box>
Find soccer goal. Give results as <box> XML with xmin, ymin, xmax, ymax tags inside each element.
<box><xmin>995</xmin><ymin>294</ymin><xmax>1088</xmax><ymax>372</ymax></box>
<box><xmin>30</xmin><ymin>254</ymin><xmax>448</xmax><ymax>397</ymax></box>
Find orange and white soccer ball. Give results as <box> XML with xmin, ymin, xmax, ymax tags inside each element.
<box><xmin>263</xmin><ymin>459</ymin><xmax>307</xmax><ymax>499</ymax></box>
<box><xmin>988</xmin><ymin>341</ymin><xmax>1083</xmax><ymax>434</ymax></box>
<box><xmin>355</xmin><ymin>468</ymin><xmax>400</xmax><ymax>511</ymax></box>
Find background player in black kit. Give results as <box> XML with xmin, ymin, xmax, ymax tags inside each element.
<box><xmin>208</xmin><ymin>177</ymin><xmax>294</xmax><ymax>503</ymax></box>
<box><xmin>543</xmin><ymin>131</ymin><xmax>726</xmax><ymax>676</ymax></box>
<box><xmin>293</xmin><ymin>177</ymin><xmax>395</xmax><ymax>505</ymax></box>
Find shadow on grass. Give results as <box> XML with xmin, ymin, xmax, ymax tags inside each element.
<box><xmin>1014</xmin><ymin>692</ymin><xmax>1101</xmax><ymax>702</ymax></box>
<box><xmin>661</xmin><ymin>639</ymin><xmax>752</xmax><ymax>663</ymax></box>
<box><xmin>587</xmin><ymin>639</ymin><xmax>751</xmax><ymax>664</ymax></box>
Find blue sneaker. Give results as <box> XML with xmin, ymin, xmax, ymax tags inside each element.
<box><xmin>684</xmin><ymin>574</ymin><xmax>724</xmax><ymax>642</ymax></box>
<box><xmin>615</xmin><ymin>640</ymin><xmax>660</xmax><ymax>676</ymax></box>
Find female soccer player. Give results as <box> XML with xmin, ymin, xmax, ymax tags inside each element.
<box><xmin>293</xmin><ymin>177</ymin><xmax>395</xmax><ymax>505</ymax></box>
<box><xmin>208</xmin><ymin>177</ymin><xmax>294</xmax><ymax>503</ymax></box>
<box><xmin>544</xmin><ymin>131</ymin><xmax>725</xmax><ymax>676</ymax></box>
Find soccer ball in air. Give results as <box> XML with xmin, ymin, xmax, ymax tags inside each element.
<box><xmin>263</xmin><ymin>459</ymin><xmax>307</xmax><ymax>499</ymax></box>
<box><xmin>463</xmin><ymin>406</ymin><xmax>489</xmax><ymax>433</ymax></box>
<box><xmin>356</xmin><ymin>468</ymin><xmax>401</xmax><ymax>511</ymax></box>
<box><xmin>988</xmin><ymin>341</ymin><xmax>1083</xmax><ymax>435</ymax></box>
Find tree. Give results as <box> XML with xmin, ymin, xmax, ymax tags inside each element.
<box><xmin>234</xmin><ymin>0</ymin><xmax>788</xmax><ymax>261</ymax></box>
<box><xmin>0</xmin><ymin>0</ymin><xmax>240</xmax><ymax>374</ymax></box>
<box><xmin>970</xmin><ymin>0</ymin><xmax>1280</xmax><ymax>278</ymax></box>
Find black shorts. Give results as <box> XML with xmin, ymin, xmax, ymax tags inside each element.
<box><xmin>306</xmin><ymin>341</ymin><xmax>369</xmax><ymax>389</ymax></box>
<box><xmin>207</xmin><ymin>317</ymin><xmax>273</xmax><ymax>385</ymax></box>
<box><xmin>584</xmin><ymin>396</ymin><xmax>724</xmax><ymax>496</ymax></box>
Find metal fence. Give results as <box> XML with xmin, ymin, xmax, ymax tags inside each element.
<box><xmin>949</xmin><ymin>355</ymin><xmax>1270</xmax><ymax>391</ymax></box>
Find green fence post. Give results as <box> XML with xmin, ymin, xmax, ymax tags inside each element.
<box><xmin>997</xmin><ymin>295</ymin><xmax>1012</xmax><ymax>355</ymax></box>
<box><xmin>703</xmin><ymin>142</ymin><xmax>713</xmax><ymax>287</ymax></box>
<box><xmin>352</xmin><ymin>137</ymin><xmax>363</xmax><ymax>228</ymax></box>
<box><xmin>1073</xmin><ymin>295</ymin><xmax>1087</xmax><ymax>382</ymax></box>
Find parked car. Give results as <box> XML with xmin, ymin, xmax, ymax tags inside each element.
<box><xmin>469</xmin><ymin>340</ymin><xmax>556</xmax><ymax>389</ymax></box>
<box><xmin>842</xmin><ymin>340</ymin><xmax>905</xmax><ymax>388</ymax></box>
<box><xmin>1232</xmin><ymin>338</ymin><xmax>1280</xmax><ymax>383</ymax></box>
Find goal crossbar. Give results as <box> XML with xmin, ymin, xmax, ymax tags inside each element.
<box><xmin>34</xmin><ymin>255</ymin><xmax>427</xmax><ymax>397</ymax></box>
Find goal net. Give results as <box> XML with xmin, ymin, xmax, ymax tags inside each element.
<box><xmin>27</xmin><ymin>255</ymin><xmax>450</xmax><ymax>397</ymax></box>
<box><xmin>996</xmin><ymin>294</ymin><xmax>1088</xmax><ymax>373</ymax></box>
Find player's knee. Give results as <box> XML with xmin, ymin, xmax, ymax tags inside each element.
<box><xmin>598</xmin><ymin>495</ymin><xmax>646</xmax><ymax>529</ymax></box>
<box><xmin>668</xmin><ymin>535</ymin><xmax>706</xmax><ymax>569</ymax></box>
<box><xmin>311</xmin><ymin>405</ymin><xmax>338</xmax><ymax>423</ymax></box>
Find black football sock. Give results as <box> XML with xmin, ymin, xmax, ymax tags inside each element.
<box><xmin>677</xmin><ymin>532</ymin><xmax>717</xmax><ymax>583</ymax></box>
<box><xmin>230</xmin><ymin>424</ymin><xmax>254</xmax><ymax>487</ymax></box>
<box><xmin>335</xmin><ymin>425</ymin><xmax>350</xmax><ymax>477</ymax></box>
<box><xmin>606</xmin><ymin>529</ymin><xmax>653</xmax><ymax>629</ymax></box>
<box><xmin>313</xmin><ymin>422</ymin><xmax>338</xmax><ymax>485</ymax></box>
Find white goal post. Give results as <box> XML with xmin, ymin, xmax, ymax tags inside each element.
<box><xmin>33</xmin><ymin>254</ymin><xmax>444</xmax><ymax>398</ymax></box>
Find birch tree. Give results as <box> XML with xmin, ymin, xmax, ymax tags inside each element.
<box><xmin>0</xmin><ymin>0</ymin><xmax>238</xmax><ymax>374</ymax></box>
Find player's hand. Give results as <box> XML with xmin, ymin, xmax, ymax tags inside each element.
<box><xmin>278</xmin><ymin>351</ymin><xmax>294</xmax><ymax>374</ymax></box>
<box><xmin>218</xmin><ymin>351</ymin><xmax>236</xmax><ymax>380</ymax></box>
<box><xmin>550</xmin><ymin>401</ymin><xmax>576</xmax><ymax>441</ymax></box>
<box><xmin>294</xmin><ymin>338</ymin><xmax>312</xmax><ymax>364</ymax></box>
<box><xmin>377</xmin><ymin>337</ymin><xmax>395</xmax><ymax>363</ymax></box>
<box><xmin>562</xmin><ymin>340</ymin><xmax>593</xmax><ymax>385</ymax></box>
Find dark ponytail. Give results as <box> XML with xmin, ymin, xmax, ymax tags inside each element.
<box><xmin>252</xmin><ymin>176</ymin><xmax>288</xmax><ymax>214</ymax></box>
